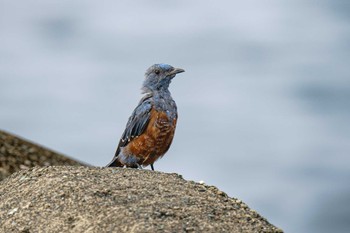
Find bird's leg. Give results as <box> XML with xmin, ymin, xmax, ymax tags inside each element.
<box><xmin>150</xmin><ymin>164</ymin><xmax>154</xmax><ymax>171</ymax></box>
<box><xmin>136</xmin><ymin>163</ymin><xmax>143</xmax><ymax>169</ymax></box>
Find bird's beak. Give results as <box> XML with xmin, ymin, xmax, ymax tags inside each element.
<box><xmin>169</xmin><ymin>68</ymin><xmax>185</xmax><ymax>76</ymax></box>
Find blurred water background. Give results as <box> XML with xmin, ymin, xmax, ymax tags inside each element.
<box><xmin>1</xmin><ymin>0</ymin><xmax>350</xmax><ymax>232</ymax></box>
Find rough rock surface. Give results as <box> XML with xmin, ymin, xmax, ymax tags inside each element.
<box><xmin>0</xmin><ymin>130</ymin><xmax>85</xmax><ymax>181</ymax></box>
<box><xmin>0</xmin><ymin>130</ymin><xmax>283</xmax><ymax>232</ymax></box>
<box><xmin>0</xmin><ymin>166</ymin><xmax>283</xmax><ymax>233</ymax></box>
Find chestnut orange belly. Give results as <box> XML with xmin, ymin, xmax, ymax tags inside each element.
<box><xmin>123</xmin><ymin>108</ymin><xmax>177</xmax><ymax>166</ymax></box>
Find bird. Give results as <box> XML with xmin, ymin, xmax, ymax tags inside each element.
<box><xmin>106</xmin><ymin>63</ymin><xmax>185</xmax><ymax>170</ymax></box>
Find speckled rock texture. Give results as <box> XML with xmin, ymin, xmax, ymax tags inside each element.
<box><xmin>0</xmin><ymin>130</ymin><xmax>283</xmax><ymax>232</ymax></box>
<box><xmin>0</xmin><ymin>166</ymin><xmax>283</xmax><ymax>233</ymax></box>
<box><xmin>0</xmin><ymin>130</ymin><xmax>85</xmax><ymax>181</ymax></box>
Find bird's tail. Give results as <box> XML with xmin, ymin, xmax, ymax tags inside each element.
<box><xmin>105</xmin><ymin>156</ymin><xmax>124</xmax><ymax>167</ymax></box>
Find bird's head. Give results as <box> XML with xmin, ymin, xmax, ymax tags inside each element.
<box><xmin>142</xmin><ymin>64</ymin><xmax>185</xmax><ymax>93</ymax></box>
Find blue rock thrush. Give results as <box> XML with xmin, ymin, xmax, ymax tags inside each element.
<box><xmin>106</xmin><ymin>64</ymin><xmax>185</xmax><ymax>170</ymax></box>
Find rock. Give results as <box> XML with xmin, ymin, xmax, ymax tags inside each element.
<box><xmin>0</xmin><ymin>130</ymin><xmax>86</xmax><ymax>181</ymax></box>
<box><xmin>0</xmin><ymin>130</ymin><xmax>283</xmax><ymax>232</ymax></box>
<box><xmin>0</xmin><ymin>166</ymin><xmax>283</xmax><ymax>233</ymax></box>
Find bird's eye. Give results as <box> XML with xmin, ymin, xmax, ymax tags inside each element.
<box><xmin>155</xmin><ymin>69</ymin><xmax>160</xmax><ymax>75</ymax></box>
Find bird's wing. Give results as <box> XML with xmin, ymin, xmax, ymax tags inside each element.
<box><xmin>115</xmin><ymin>94</ymin><xmax>153</xmax><ymax>157</ymax></box>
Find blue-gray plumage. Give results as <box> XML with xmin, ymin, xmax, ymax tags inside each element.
<box><xmin>106</xmin><ymin>64</ymin><xmax>185</xmax><ymax>170</ymax></box>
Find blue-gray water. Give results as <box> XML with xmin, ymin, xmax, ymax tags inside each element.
<box><xmin>1</xmin><ymin>1</ymin><xmax>350</xmax><ymax>232</ymax></box>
